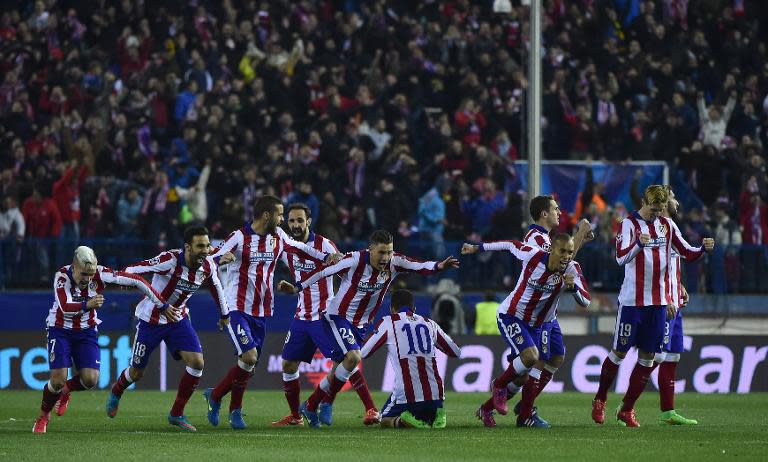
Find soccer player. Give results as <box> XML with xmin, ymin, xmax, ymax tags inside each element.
<box><xmin>278</xmin><ymin>229</ymin><xmax>459</xmax><ymax>428</ymax></box>
<box><xmin>510</xmin><ymin>195</ymin><xmax>594</xmax><ymax>416</ymax></box>
<box><xmin>33</xmin><ymin>246</ymin><xmax>167</xmax><ymax>433</ymax></box>
<box><xmin>463</xmin><ymin>233</ymin><xmax>591</xmax><ymax>428</ymax></box>
<box><xmin>361</xmin><ymin>289</ymin><xmax>461</xmax><ymax>429</ymax></box>
<box><xmin>106</xmin><ymin>226</ymin><xmax>231</xmax><ymax>432</ymax></box>
<box><xmin>272</xmin><ymin>203</ymin><xmax>379</xmax><ymax>427</ymax></box>
<box><xmin>204</xmin><ymin>195</ymin><xmax>339</xmax><ymax>429</ymax></box>
<box><xmin>591</xmin><ymin>185</ymin><xmax>714</xmax><ymax>427</ymax></box>
<box><xmin>654</xmin><ymin>187</ymin><xmax>697</xmax><ymax>425</ymax></box>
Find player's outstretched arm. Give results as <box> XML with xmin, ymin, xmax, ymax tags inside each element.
<box><xmin>123</xmin><ymin>251</ymin><xmax>176</xmax><ymax>275</ymax></box>
<box><xmin>290</xmin><ymin>254</ymin><xmax>356</xmax><ymax>293</ymax></box>
<box><xmin>277</xmin><ymin>227</ymin><xmax>330</xmax><ymax>262</ymax></box>
<box><xmin>668</xmin><ymin>218</ymin><xmax>714</xmax><ymax>261</ymax></box>
<box><xmin>392</xmin><ymin>254</ymin><xmax>458</xmax><ymax>275</ymax></box>
<box><xmin>573</xmin><ymin>218</ymin><xmax>595</xmax><ymax>256</ymax></box>
<box><xmin>102</xmin><ymin>267</ymin><xmax>166</xmax><ymax>307</ymax></box>
<box><xmin>210</xmin><ymin>230</ymin><xmax>241</xmax><ymax>264</ymax></box>
<box><xmin>360</xmin><ymin>320</ymin><xmax>389</xmax><ymax>359</ymax></box>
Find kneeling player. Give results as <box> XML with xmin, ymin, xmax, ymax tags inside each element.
<box><xmin>106</xmin><ymin>226</ymin><xmax>230</xmax><ymax>432</ymax></box>
<box><xmin>361</xmin><ymin>289</ymin><xmax>461</xmax><ymax>429</ymax></box>
<box><xmin>34</xmin><ymin>246</ymin><xmax>167</xmax><ymax>433</ymax></box>
<box><xmin>463</xmin><ymin>234</ymin><xmax>590</xmax><ymax>428</ymax></box>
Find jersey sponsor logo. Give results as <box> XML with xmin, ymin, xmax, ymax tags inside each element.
<box><xmin>175</xmin><ymin>280</ymin><xmax>201</xmax><ymax>293</ymax></box>
<box><xmin>525</xmin><ymin>279</ymin><xmax>557</xmax><ymax>293</ymax></box>
<box><xmin>249</xmin><ymin>252</ymin><xmax>276</xmax><ymax>263</ymax></box>
<box><xmin>291</xmin><ymin>257</ymin><xmax>317</xmax><ymax>272</ymax></box>
<box><xmin>71</xmin><ymin>294</ymin><xmax>88</xmax><ymax>303</ymax></box>
<box><xmin>644</xmin><ymin>237</ymin><xmax>668</xmax><ymax>247</ymax></box>
<box><xmin>357</xmin><ymin>281</ymin><xmax>386</xmax><ymax>292</ymax></box>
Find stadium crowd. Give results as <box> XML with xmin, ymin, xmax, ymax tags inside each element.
<box><xmin>1</xmin><ymin>0</ymin><xmax>767</xmax><ymax>290</ymax></box>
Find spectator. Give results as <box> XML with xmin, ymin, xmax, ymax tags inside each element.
<box><xmin>175</xmin><ymin>162</ymin><xmax>211</xmax><ymax>225</ymax></box>
<box><xmin>739</xmin><ymin>178</ymin><xmax>768</xmax><ymax>245</ymax></box>
<box><xmin>461</xmin><ymin>179</ymin><xmax>506</xmax><ymax>239</ymax></box>
<box><xmin>418</xmin><ymin>187</ymin><xmax>446</xmax><ymax>259</ymax></box>
<box><xmin>287</xmin><ymin>179</ymin><xmax>319</xmax><ymax>228</ymax></box>
<box><xmin>116</xmin><ymin>187</ymin><xmax>143</xmax><ymax>237</ymax></box>
<box><xmin>697</xmin><ymin>90</ymin><xmax>737</xmax><ymax>149</ymax></box>
<box><xmin>52</xmin><ymin>160</ymin><xmax>88</xmax><ymax>244</ymax></box>
<box><xmin>22</xmin><ymin>184</ymin><xmax>61</xmax><ymax>281</ymax></box>
<box><xmin>0</xmin><ymin>195</ymin><xmax>25</xmax><ymax>242</ymax></box>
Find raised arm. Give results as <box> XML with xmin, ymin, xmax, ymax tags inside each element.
<box><xmin>210</xmin><ymin>230</ymin><xmax>241</xmax><ymax>264</ymax></box>
<box><xmin>433</xmin><ymin>321</ymin><xmax>462</xmax><ymax>358</ymax></box>
<box><xmin>100</xmin><ymin>267</ymin><xmax>165</xmax><ymax>307</ymax></box>
<box><xmin>462</xmin><ymin>239</ymin><xmax>537</xmax><ymax>262</ymax></box>
<box><xmin>361</xmin><ymin>320</ymin><xmax>389</xmax><ymax>359</ymax></box>
<box><xmin>615</xmin><ymin>219</ymin><xmax>643</xmax><ymax>266</ymax></box>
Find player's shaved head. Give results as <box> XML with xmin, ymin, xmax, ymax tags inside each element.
<box><xmin>391</xmin><ymin>289</ymin><xmax>415</xmax><ymax>314</ymax></box>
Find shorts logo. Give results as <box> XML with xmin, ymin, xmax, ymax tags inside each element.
<box><xmin>240</xmin><ymin>336</ymin><xmax>249</xmax><ymax>345</ymax></box>
<box><xmin>664</xmin><ymin>335</ymin><xmax>670</xmax><ymax>344</ymax></box>
<box><xmin>49</xmin><ymin>352</ymin><xmax>55</xmax><ymax>363</ymax></box>
<box><xmin>620</xmin><ymin>338</ymin><xmax>628</xmax><ymax>345</ymax></box>
<box><xmin>541</xmin><ymin>345</ymin><xmax>548</xmax><ymax>354</ymax></box>
<box><xmin>133</xmin><ymin>355</ymin><xmax>142</xmax><ymax>365</ymax></box>
<box><xmin>515</xmin><ymin>336</ymin><xmax>524</xmax><ymax>345</ymax></box>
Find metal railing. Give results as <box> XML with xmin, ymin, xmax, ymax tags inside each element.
<box><xmin>1</xmin><ymin>238</ymin><xmax>766</xmax><ymax>293</ymax></box>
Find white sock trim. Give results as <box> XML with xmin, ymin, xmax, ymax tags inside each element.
<box><xmin>47</xmin><ymin>381</ymin><xmax>61</xmax><ymax>393</ymax></box>
<box><xmin>664</xmin><ymin>353</ymin><xmax>681</xmax><ymax>363</ymax></box>
<box><xmin>529</xmin><ymin>367</ymin><xmax>542</xmax><ymax>380</ymax></box>
<box><xmin>638</xmin><ymin>358</ymin><xmax>655</xmax><ymax>368</ymax></box>
<box><xmin>654</xmin><ymin>352</ymin><xmax>667</xmax><ymax>364</ymax></box>
<box><xmin>319</xmin><ymin>376</ymin><xmax>331</xmax><ymax>393</ymax></box>
<box><xmin>543</xmin><ymin>364</ymin><xmax>558</xmax><ymax>374</ymax></box>
<box><xmin>507</xmin><ymin>382</ymin><xmax>521</xmax><ymax>393</ymax></box>
<box><xmin>334</xmin><ymin>364</ymin><xmax>353</xmax><ymax>382</ymax></box>
<box><xmin>238</xmin><ymin>359</ymin><xmax>255</xmax><ymax>372</ymax></box>
<box><xmin>123</xmin><ymin>369</ymin><xmax>134</xmax><ymax>383</ymax></box>
<box><xmin>185</xmin><ymin>366</ymin><xmax>203</xmax><ymax>377</ymax></box>
<box><xmin>608</xmin><ymin>351</ymin><xmax>624</xmax><ymax>365</ymax></box>
<box><xmin>283</xmin><ymin>371</ymin><xmax>300</xmax><ymax>382</ymax></box>
<box><xmin>512</xmin><ymin>356</ymin><xmax>528</xmax><ymax>375</ymax></box>
<box><xmin>80</xmin><ymin>377</ymin><xmax>93</xmax><ymax>390</ymax></box>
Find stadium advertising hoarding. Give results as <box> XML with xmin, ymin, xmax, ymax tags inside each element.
<box><xmin>1</xmin><ymin>333</ymin><xmax>765</xmax><ymax>393</ymax></box>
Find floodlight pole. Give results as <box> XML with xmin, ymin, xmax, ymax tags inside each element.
<box><xmin>527</xmin><ymin>0</ymin><xmax>542</xmax><ymax>200</ymax></box>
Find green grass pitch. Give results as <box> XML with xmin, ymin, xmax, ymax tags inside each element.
<box><xmin>1</xmin><ymin>391</ymin><xmax>766</xmax><ymax>461</ymax></box>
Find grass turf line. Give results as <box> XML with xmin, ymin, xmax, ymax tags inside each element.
<box><xmin>1</xmin><ymin>391</ymin><xmax>766</xmax><ymax>461</ymax></box>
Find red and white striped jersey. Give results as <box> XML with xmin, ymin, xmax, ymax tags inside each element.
<box><xmin>615</xmin><ymin>212</ymin><xmax>704</xmax><ymax>307</ymax></box>
<box><xmin>297</xmin><ymin>251</ymin><xmax>441</xmax><ymax>328</ymax></box>
<box><xmin>480</xmin><ymin>240</ymin><xmax>591</xmax><ymax>326</ymax></box>
<box><xmin>361</xmin><ymin>310</ymin><xmax>461</xmax><ymax>404</ymax></box>
<box><xmin>212</xmin><ymin>224</ymin><xmax>328</xmax><ymax>317</ymax></box>
<box><xmin>124</xmin><ymin>249</ymin><xmax>229</xmax><ymax>325</ymax></box>
<box><xmin>524</xmin><ymin>224</ymin><xmax>551</xmax><ymax>251</ymax></box>
<box><xmin>47</xmin><ymin>265</ymin><xmax>164</xmax><ymax>330</ymax></box>
<box><xmin>279</xmin><ymin>232</ymin><xmax>339</xmax><ymax>320</ymax></box>
<box><xmin>668</xmin><ymin>250</ymin><xmax>686</xmax><ymax>308</ymax></box>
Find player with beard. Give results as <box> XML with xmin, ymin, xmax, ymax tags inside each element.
<box><xmin>463</xmin><ymin>234</ymin><xmax>591</xmax><ymax>428</ymax></box>
<box><xmin>272</xmin><ymin>203</ymin><xmax>379</xmax><ymax>427</ymax></box>
<box><xmin>278</xmin><ymin>230</ymin><xmax>459</xmax><ymax>428</ymax></box>
<box><xmin>653</xmin><ymin>187</ymin><xmax>698</xmax><ymax>425</ymax></box>
<box><xmin>204</xmin><ymin>196</ymin><xmax>340</xmax><ymax>429</ymax></box>
<box><xmin>106</xmin><ymin>226</ymin><xmax>231</xmax><ymax>432</ymax></box>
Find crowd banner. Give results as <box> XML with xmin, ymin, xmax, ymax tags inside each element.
<box><xmin>2</xmin><ymin>333</ymin><xmax>765</xmax><ymax>393</ymax></box>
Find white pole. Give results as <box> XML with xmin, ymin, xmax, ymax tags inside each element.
<box><xmin>528</xmin><ymin>0</ymin><xmax>542</xmax><ymax>199</ymax></box>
